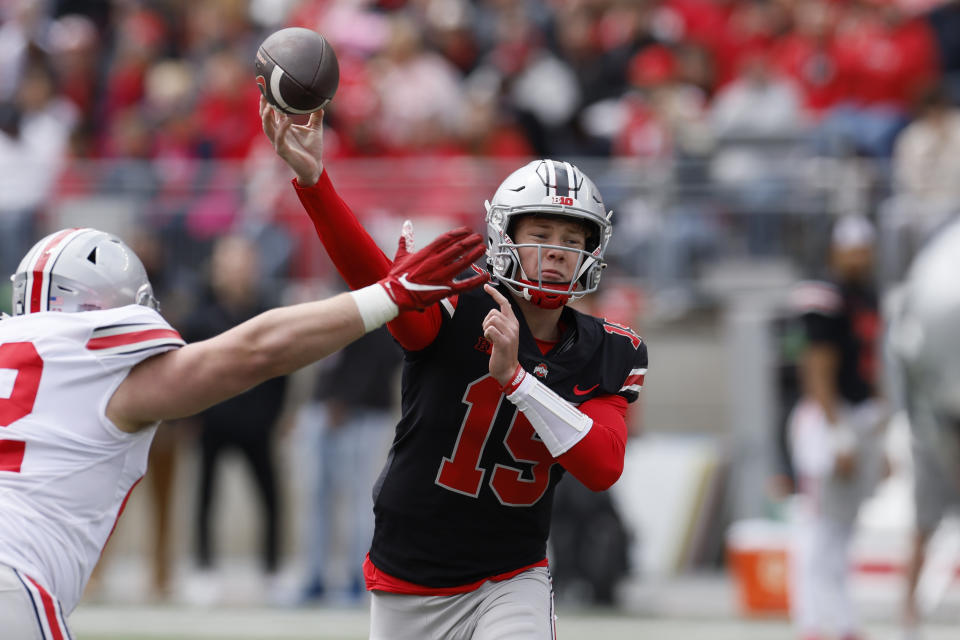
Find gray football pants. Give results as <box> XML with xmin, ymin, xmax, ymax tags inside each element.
<box><xmin>369</xmin><ymin>566</ymin><xmax>555</xmax><ymax>640</ymax></box>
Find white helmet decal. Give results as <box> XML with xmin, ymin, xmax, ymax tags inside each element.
<box><xmin>485</xmin><ymin>159</ymin><xmax>612</xmax><ymax>307</ymax></box>
<box><xmin>11</xmin><ymin>228</ymin><xmax>159</xmax><ymax>316</ymax></box>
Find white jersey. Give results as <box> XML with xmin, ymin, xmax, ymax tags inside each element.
<box><xmin>0</xmin><ymin>305</ymin><xmax>184</xmax><ymax>614</ymax></box>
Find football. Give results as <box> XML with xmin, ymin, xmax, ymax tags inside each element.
<box><xmin>255</xmin><ymin>27</ymin><xmax>339</xmax><ymax>115</ymax></box>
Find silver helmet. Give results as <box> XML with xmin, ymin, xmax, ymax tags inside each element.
<box><xmin>485</xmin><ymin>159</ymin><xmax>612</xmax><ymax>308</ymax></box>
<box><xmin>11</xmin><ymin>228</ymin><xmax>159</xmax><ymax>316</ymax></box>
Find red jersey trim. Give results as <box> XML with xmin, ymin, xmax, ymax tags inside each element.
<box><xmin>363</xmin><ymin>554</ymin><xmax>549</xmax><ymax>595</ymax></box>
<box><xmin>86</xmin><ymin>328</ymin><xmax>183</xmax><ymax>351</ymax></box>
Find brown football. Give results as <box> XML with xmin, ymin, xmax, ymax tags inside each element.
<box><xmin>255</xmin><ymin>27</ymin><xmax>339</xmax><ymax>115</ymax></box>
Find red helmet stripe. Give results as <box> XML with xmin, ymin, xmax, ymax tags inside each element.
<box><xmin>27</xmin><ymin>229</ymin><xmax>77</xmax><ymax>314</ymax></box>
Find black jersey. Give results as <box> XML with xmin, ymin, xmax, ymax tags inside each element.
<box><xmin>368</xmin><ymin>284</ymin><xmax>648</xmax><ymax>588</ymax></box>
<box><xmin>794</xmin><ymin>279</ymin><xmax>880</xmax><ymax>405</ymax></box>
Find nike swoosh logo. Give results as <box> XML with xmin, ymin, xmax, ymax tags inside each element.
<box><xmin>573</xmin><ymin>384</ymin><xmax>599</xmax><ymax>396</ymax></box>
<box><xmin>398</xmin><ymin>274</ymin><xmax>450</xmax><ymax>292</ymax></box>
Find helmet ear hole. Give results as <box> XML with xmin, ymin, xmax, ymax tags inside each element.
<box><xmin>86</xmin><ymin>248</ymin><xmax>97</xmax><ymax>264</ymax></box>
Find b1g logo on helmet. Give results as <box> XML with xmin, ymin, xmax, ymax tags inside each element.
<box><xmin>551</xmin><ymin>196</ymin><xmax>574</xmax><ymax>206</ymax></box>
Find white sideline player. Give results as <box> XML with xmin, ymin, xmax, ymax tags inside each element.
<box><xmin>0</xmin><ymin>227</ymin><xmax>486</xmax><ymax>639</ymax></box>
<box><xmin>787</xmin><ymin>215</ymin><xmax>888</xmax><ymax>640</ymax></box>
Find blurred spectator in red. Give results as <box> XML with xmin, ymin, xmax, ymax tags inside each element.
<box><xmin>613</xmin><ymin>44</ymin><xmax>709</xmax><ymax>159</ymax></box>
<box><xmin>771</xmin><ymin>0</ymin><xmax>846</xmax><ymax>118</ymax></box>
<box><xmin>194</xmin><ymin>50</ymin><xmax>262</xmax><ymax>159</ymax></box>
<box><xmin>100</xmin><ymin>5</ymin><xmax>168</xmax><ymax>132</ymax></box>
<box><xmin>815</xmin><ymin>0</ymin><xmax>940</xmax><ymax>156</ymax></box>
<box><xmin>708</xmin><ymin>0</ymin><xmax>791</xmax><ymax>89</ymax></box>
<box><xmin>657</xmin><ymin>0</ymin><xmax>736</xmax><ymax>51</ymax></box>
<box><xmin>614</xmin><ymin>44</ymin><xmax>680</xmax><ymax>159</ymax></box>
<box><xmin>834</xmin><ymin>0</ymin><xmax>939</xmax><ymax>112</ymax></box>
<box><xmin>657</xmin><ymin>0</ymin><xmax>783</xmax><ymax>90</ymax></box>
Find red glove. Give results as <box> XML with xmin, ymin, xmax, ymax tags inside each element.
<box><xmin>379</xmin><ymin>225</ymin><xmax>488</xmax><ymax>311</ymax></box>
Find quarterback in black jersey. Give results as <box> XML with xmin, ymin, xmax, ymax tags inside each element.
<box><xmin>262</xmin><ymin>98</ymin><xmax>648</xmax><ymax>639</ymax></box>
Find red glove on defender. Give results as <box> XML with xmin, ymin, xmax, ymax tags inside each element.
<box><xmin>379</xmin><ymin>226</ymin><xmax>488</xmax><ymax>311</ymax></box>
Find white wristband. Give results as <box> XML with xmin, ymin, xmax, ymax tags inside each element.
<box><xmin>507</xmin><ymin>374</ymin><xmax>593</xmax><ymax>457</ymax></box>
<box><xmin>349</xmin><ymin>283</ymin><xmax>399</xmax><ymax>333</ymax></box>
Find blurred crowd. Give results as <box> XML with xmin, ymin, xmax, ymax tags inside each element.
<box><xmin>0</xmin><ymin>0</ymin><xmax>958</xmax><ymax>290</ymax></box>
<box><xmin>3</xmin><ymin>0</ymin><xmax>959</xmax><ymax>162</ymax></box>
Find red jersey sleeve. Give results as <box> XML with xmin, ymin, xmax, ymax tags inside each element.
<box><xmin>292</xmin><ymin>172</ymin><xmax>441</xmax><ymax>350</ymax></box>
<box><xmin>557</xmin><ymin>394</ymin><xmax>629</xmax><ymax>491</ymax></box>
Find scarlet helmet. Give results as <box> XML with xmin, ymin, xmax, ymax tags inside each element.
<box><xmin>11</xmin><ymin>228</ymin><xmax>159</xmax><ymax>316</ymax></box>
<box><xmin>485</xmin><ymin>159</ymin><xmax>612</xmax><ymax>309</ymax></box>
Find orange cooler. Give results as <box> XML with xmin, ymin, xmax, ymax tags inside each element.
<box><xmin>726</xmin><ymin>519</ymin><xmax>791</xmax><ymax>615</ymax></box>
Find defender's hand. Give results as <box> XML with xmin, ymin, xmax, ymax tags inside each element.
<box><xmin>379</xmin><ymin>227</ymin><xmax>488</xmax><ymax>312</ymax></box>
<box><xmin>483</xmin><ymin>284</ymin><xmax>521</xmax><ymax>386</ymax></box>
<box><xmin>260</xmin><ymin>95</ymin><xmax>324</xmax><ymax>186</ymax></box>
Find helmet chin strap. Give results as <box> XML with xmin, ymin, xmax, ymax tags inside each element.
<box><xmin>518</xmin><ymin>279</ymin><xmax>571</xmax><ymax>310</ymax></box>
<box><xmin>512</xmin><ymin>259</ymin><xmax>572</xmax><ymax>310</ymax></box>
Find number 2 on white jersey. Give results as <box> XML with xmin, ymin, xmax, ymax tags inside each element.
<box><xmin>0</xmin><ymin>342</ymin><xmax>44</xmax><ymax>473</ymax></box>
